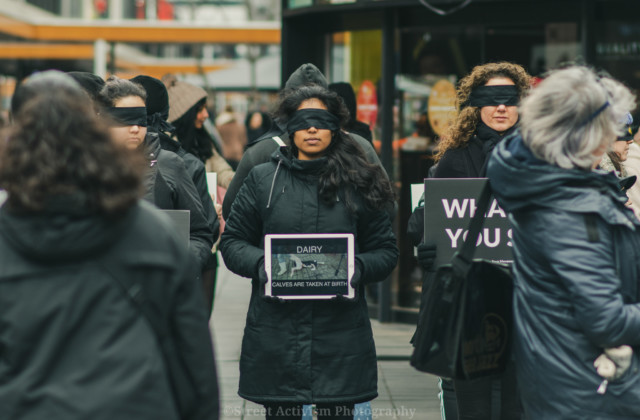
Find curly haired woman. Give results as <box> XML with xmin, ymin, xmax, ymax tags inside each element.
<box><xmin>414</xmin><ymin>62</ymin><xmax>531</xmax><ymax>420</ymax></box>
<box><xmin>434</xmin><ymin>61</ymin><xmax>531</xmax><ymax>178</ymax></box>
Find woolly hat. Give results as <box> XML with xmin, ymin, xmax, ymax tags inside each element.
<box><xmin>131</xmin><ymin>74</ymin><xmax>176</xmax><ymax>134</ymax></box>
<box><xmin>131</xmin><ymin>75</ymin><xmax>169</xmax><ymax>119</ymax></box>
<box><xmin>162</xmin><ymin>74</ymin><xmax>208</xmax><ymax>123</ymax></box>
<box><xmin>329</xmin><ymin>82</ymin><xmax>357</xmax><ymax>122</ymax></box>
<box><xmin>284</xmin><ymin>63</ymin><xmax>328</xmax><ymax>91</ymax></box>
<box><xmin>67</xmin><ymin>71</ymin><xmax>105</xmax><ymax>102</ymax></box>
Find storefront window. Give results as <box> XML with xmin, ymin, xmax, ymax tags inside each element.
<box><xmin>287</xmin><ymin>0</ymin><xmax>313</xmax><ymax>8</ymax></box>
<box><xmin>318</xmin><ymin>0</ymin><xmax>356</xmax><ymax>3</ymax></box>
<box><xmin>328</xmin><ymin>29</ymin><xmax>382</xmax><ymax>137</ymax></box>
<box><xmin>401</xmin><ymin>27</ymin><xmax>483</xmax><ymax>80</ymax></box>
<box><xmin>596</xmin><ymin>22</ymin><xmax>640</xmax><ymax>100</ymax></box>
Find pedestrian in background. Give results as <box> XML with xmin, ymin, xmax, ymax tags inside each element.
<box><xmin>329</xmin><ymin>81</ymin><xmax>373</xmax><ymax>143</ymax></box>
<box><xmin>98</xmin><ymin>76</ymin><xmax>215</xmax><ymax>289</ymax></box>
<box><xmin>162</xmin><ymin>74</ymin><xmax>235</xmax><ymax>188</ymax></box>
<box><xmin>0</xmin><ymin>70</ymin><xmax>219</xmax><ymax>420</ymax></box>
<box><xmin>623</xmin><ymin>124</ymin><xmax>640</xmax><ymax>219</ymax></box>
<box><xmin>219</xmin><ymin>85</ymin><xmax>398</xmax><ymax>420</ymax></box>
<box><xmin>413</xmin><ymin>61</ymin><xmax>531</xmax><ymax>420</ymax></box>
<box><xmin>488</xmin><ymin>65</ymin><xmax>640</xmax><ymax>419</ymax></box>
<box><xmin>245</xmin><ymin>110</ymin><xmax>272</xmax><ymax>145</ymax></box>
<box><xmin>215</xmin><ymin>105</ymin><xmax>247</xmax><ymax>170</ymax></box>
<box><xmin>131</xmin><ymin>74</ymin><xmax>221</xmax><ymax>314</ymax></box>
<box><xmin>596</xmin><ymin>114</ymin><xmax>637</xmax><ymax>214</ymax></box>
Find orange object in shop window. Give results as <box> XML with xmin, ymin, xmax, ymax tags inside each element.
<box><xmin>158</xmin><ymin>0</ymin><xmax>174</xmax><ymax>20</ymax></box>
<box><xmin>94</xmin><ymin>0</ymin><xmax>107</xmax><ymax>15</ymax></box>
<box><xmin>372</xmin><ymin>137</ymin><xmax>408</xmax><ymax>155</ymax></box>
<box><xmin>356</xmin><ymin>80</ymin><xmax>378</xmax><ymax>131</ymax></box>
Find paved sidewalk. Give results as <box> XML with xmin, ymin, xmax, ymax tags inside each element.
<box><xmin>210</xmin><ymin>255</ymin><xmax>442</xmax><ymax>420</ymax></box>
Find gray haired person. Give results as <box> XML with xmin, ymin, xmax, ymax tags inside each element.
<box><xmin>488</xmin><ymin>66</ymin><xmax>640</xmax><ymax>419</ymax></box>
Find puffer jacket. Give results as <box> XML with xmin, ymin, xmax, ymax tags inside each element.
<box><xmin>0</xmin><ymin>198</ymin><xmax>219</xmax><ymax>420</ymax></box>
<box><xmin>219</xmin><ymin>147</ymin><xmax>398</xmax><ymax>405</ymax></box>
<box><xmin>141</xmin><ymin>132</ymin><xmax>215</xmax><ymax>271</ymax></box>
<box><xmin>488</xmin><ymin>133</ymin><xmax>640</xmax><ymax>419</ymax></box>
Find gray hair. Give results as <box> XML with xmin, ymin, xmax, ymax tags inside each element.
<box><xmin>519</xmin><ymin>66</ymin><xmax>636</xmax><ymax>169</ymax></box>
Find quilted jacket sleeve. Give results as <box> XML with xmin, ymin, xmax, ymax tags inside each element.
<box><xmin>219</xmin><ymin>169</ymin><xmax>265</xmax><ymax>279</ymax></box>
<box><xmin>355</xmin><ymin>207</ymin><xmax>399</xmax><ymax>285</ymax></box>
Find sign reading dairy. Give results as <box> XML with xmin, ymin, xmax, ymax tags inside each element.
<box><xmin>264</xmin><ymin>233</ymin><xmax>355</xmax><ymax>300</ymax></box>
<box><xmin>423</xmin><ymin>178</ymin><xmax>512</xmax><ymax>267</ymax></box>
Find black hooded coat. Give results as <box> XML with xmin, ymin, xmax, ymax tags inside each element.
<box><xmin>141</xmin><ymin>132</ymin><xmax>215</xmax><ymax>270</ymax></box>
<box><xmin>0</xmin><ymin>199</ymin><xmax>219</xmax><ymax>420</ymax></box>
<box><xmin>219</xmin><ymin>147</ymin><xmax>398</xmax><ymax>405</ymax></box>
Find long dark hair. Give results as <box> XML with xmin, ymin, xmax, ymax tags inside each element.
<box><xmin>0</xmin><ymin>71</ymin><xmax>143</xmax><ymax>215</ymax></box>
<box><xmin>277</xmin><ymin>85</ymin><xmax>395</xmax><ymax>212</ymax></box>
<box><xmin>172</xmin><ymin>98</ymin><xmax>214</xmax><ymax>162</ymax></box>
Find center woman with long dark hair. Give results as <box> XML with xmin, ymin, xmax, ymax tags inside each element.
<box><xmin>220</xmin><ymin>85</ymin><xmax>398</xmax><ymax>420</ymax></box>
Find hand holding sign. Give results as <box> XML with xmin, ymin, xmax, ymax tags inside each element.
<box><xmin>258</xmin><ymin>260</ymin><xmax>285</xmax><ymax>304</ymax></box>
<box><xmin>417</xmin><ymin>241</ymin><xmax>438</xmax><ymax>271</ymax></box>
<box><xmin>331</xmin><ymin>260</ymin><xmax>362</xmax><ymax>303</ymax></box>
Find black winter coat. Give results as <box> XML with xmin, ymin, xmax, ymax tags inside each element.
<box><xmin>158</xmin><ymin>132</ymin><xmax>220</xmax><ymax>270</ymax></box>
<box><xmin>219</xmin><ymin>148</ymin><xmax>398</xmax><ymax>405</ymax></box>
<box><xmin>434</xmin><ymin>135</ymin><xmax>487</xmax><ymax>178</ymax></box>
<box><xmin>0</xmin><ymin>198</ymin><xmax>219</xmax><ymax>420</ymax></box>
<box><xmin>489</xmin><ymin>134</ymin><xmax>640</xmax><ymax>419</ymax></box>
<box><xmin>141</xmin><ymin>132</ymin><xmax>215</xmax><ymax>270</ymax></box>
<box><xmin>408</xmin><ymin>135</ymin><xmax>490</xmax><ymax>247</ymax></box>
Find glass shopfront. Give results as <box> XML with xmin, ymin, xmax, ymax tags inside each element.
<box><xmin>282</xmin><ymin>0</ymin><xmax>640</xmax><ymax>322</ymax></box>
<box><xmin>596</xmin><ymin>22</ymin><xmax>640</xmax><ymax>99</ymax></box>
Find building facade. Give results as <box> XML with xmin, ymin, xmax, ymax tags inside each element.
<box><xmin>282</xmin><ymin>0</ymin><xmax>640</xmax><ymax>321</ymax></box>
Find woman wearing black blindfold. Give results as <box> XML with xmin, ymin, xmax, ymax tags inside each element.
<box><xmin>220</xmin><ymin>85</ymin><xmax>398</xmax><ymax>420</ymax></box>
<box><xmin>411</xmin><ymin>62</ymin><xmax>531</xmax><ymax>420</ymax></box>
<box><xmin>98</xmin><ymin>77</ymin><xmax>216</xmax><ymax>290</ymax></box>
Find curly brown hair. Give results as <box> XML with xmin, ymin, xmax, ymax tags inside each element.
<box><xmin>435</xmin><ymin>62</ymin><xmax>532</xmax><ymax>161</ymax></box>
<box><xmin>0</xmin><ymin>71</ymin><xmax>144</xmax><ymax>215</ymax></box>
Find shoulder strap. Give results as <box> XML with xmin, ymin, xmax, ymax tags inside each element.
<box><xmin>272</xmin><ymin>136</ymin><xmax>286</xmax><ymax>147</ymax></box>
<box><xmin>451</xmin><ymin>180</ymin><xmax>493</xmax><ymax>278</ymax></box>
<box><xmin>99</xmin><ymin>253</ymin><xmax>195</xmax><ymax>417</ymax></box>
<box><xmin>100</xmin><ymin>257</ymin><xmax>169</xmax><ymax>342</ymax></box>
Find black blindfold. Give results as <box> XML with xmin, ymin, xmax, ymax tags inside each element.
<box><xmin>287</xmin><ymin>108</ymin><xmax>340</xmax><ymax>133</ymax></box>
<box><xmin>107</xmin><ymin>107</ymin><xmax>148</xmax><ymax>127</ymax></box>
<box><xmin>464</xmin><ymin>85</ymin><xmax>520</xmax><ymax>108</ymax></box>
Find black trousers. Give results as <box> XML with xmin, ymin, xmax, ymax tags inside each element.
<box><xmin>441</xmin><ymin>377</ymin><xmax>458</xmax><ymax>419</ymax></box>
<box><xmin>263</xmin><ymin>403</ymin><xmax>355</xmax><ymax>420</ymax></box>
<box><xmin>453</xmin><ymin>361</ymin><xmax>523</xmax><ymax>420</ymax></box>
<box><xmin>201</xmin><ymin>252</ymin><xmax>218</xmax><ymax>315</ymax></box>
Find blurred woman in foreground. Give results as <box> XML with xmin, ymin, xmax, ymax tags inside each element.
<box><xmin>488</xmin><ymin>66</ymin><xmax>640</xmax><ymax>419</ymax></box>
<box><xmin>0</xmin><ymin>71</ymin><xmax>218</xmax><ymax>420</ymax></box>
